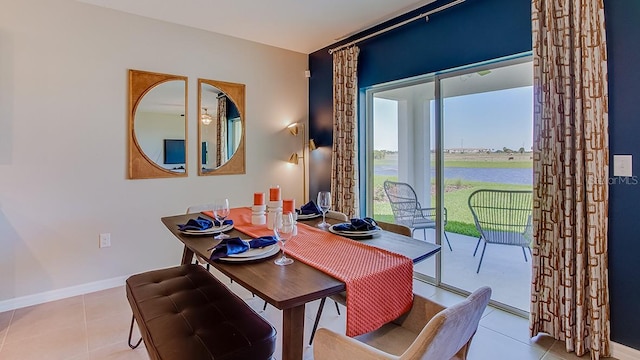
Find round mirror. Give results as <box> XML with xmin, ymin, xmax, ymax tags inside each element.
<box><xmin>198</xmin><ymin>79</ymin><xmax>245</xmax><ymax>175</ymax></box>
<box><xmin>128</xmin><ymin>70</ymin><xmax>187</xmax><ymax>179</ymax></box>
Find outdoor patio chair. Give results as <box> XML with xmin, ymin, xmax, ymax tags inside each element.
<box><xmin>383</xmin><ymin>180</ymin><xmax>452</xmax><ymax>251</ymax></box>
<box><xmin>467</xmin><ymin>189</ymin><xmax>533</xmax><ymax>273</ymax></box>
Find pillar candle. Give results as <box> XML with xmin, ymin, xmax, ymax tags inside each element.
<box><xmin>269</xmin><ymin>186</ymin><xmax>281</xmax><ymax>201</ymax></box>
<box><xmin>253</xmin><ymin>192</ymin><xmax>265</xmax><ymax>206</ymax></box>
<box><xmin>283</xmin><ymin>199</ymin><xmax>295</xmax><ymax>214</ymax></box>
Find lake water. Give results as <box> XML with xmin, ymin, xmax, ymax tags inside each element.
<box><xmin>374</xmin><ymin>166</ymin><xmax>532</xmax><ymax>185</ymax></box>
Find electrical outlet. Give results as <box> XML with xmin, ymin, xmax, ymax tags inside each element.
<box><xmin>99</xmin><ymin>233</ymin><xmax>111</xmax><ymax>248</ymax></box>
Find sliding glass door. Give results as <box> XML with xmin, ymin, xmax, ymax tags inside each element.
<box><xmin>365</xmin><ymin>55</ymin><xmax>533</xmax><ymax>313</ymax></box>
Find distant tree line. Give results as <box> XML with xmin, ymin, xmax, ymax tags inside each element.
<box><xmin>496</xmin><ymin>147</ymin><xmax>526</xmax><ymax>154</ymax></box>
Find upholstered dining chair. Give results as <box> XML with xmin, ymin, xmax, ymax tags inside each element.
<box><xmin>186</xmin><ymin>204</ymin><xmax>256</xmax><ymax>299</ymax></box>
<box><xmin>383</xmin><ymin>180</ymin><xmax>452</xmax><ymax>251</ymax></box>
<box><xmin>325</xmin><ymin>210</ymin><xmax>349</xmax><ymax>221</ymax></box>
<box><xmin>313</xmin><ymin>286</ymin><xmax>492</xmax><ymax>360</ymax></box>
<box><xmin>186</xmin><ymin>204</ymin><xmax>216</xmax><ymax>271</ymax></box>
<box><xmin>308</xmin><ymin>220</ymin><xmax>412</xmax><ymax>345</ymax></box>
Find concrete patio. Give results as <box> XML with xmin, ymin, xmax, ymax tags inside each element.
<box><xmin>413</xmin><ymin>230</ymin><xmax>532</xmax><ymax>312</ymax></box>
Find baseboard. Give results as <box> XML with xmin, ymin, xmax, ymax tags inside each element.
<box><xmin>0</xmin><ymin>275</ymin><xmax>128</xmax><ymax>313</ymax></box>
<box><xmin>612</xmin><ymin>341</ymin><xmax>640</xmax><ymax>360</ymax></box>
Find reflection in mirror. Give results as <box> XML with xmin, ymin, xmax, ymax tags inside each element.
<box><xmin>128</xmin><ymin>70</ymin><xmax>187</xmax><ymax>179</ymax></box>
<box><xmin>198</xmin><ymin>79</ymin><xmax>245</xmax><ymax>175</ymax></box>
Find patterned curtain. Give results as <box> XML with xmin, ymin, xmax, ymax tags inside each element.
<box><xmin>331</xmin><ymin>46</ymin><xmax>359</xmax><ymax>217</ymax></box>
<box><xmin>216</xmin><ymin>96</ymin><xmax>227</xmax><ymax>167</ymax></box>
<box><xmin>530</xmin><ymin>1</ymin><xmax>610</xmax><ymax>359</ymax></box>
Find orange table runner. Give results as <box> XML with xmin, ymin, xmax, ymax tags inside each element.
<box><xmin>206</xmin><ymin>207</ymin><xmax>414</xmax><ymax>337</ymax></box>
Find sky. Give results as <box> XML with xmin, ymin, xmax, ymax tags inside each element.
<box><xmin>373</xmin><ymin>86</ymin><xmax>534</xmax><ymax>152</ymax></box>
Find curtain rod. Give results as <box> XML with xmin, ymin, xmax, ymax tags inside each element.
<box><xmin>328</xmin><ymin>0</ymin><xmax>466</xmax><ymax>54</ymax></box>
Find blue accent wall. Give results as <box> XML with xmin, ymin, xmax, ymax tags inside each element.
<box><xmin>309</xmin><ymin>0</ymin><xmax>640</xmax><ymax>350</ymax></box>
<box><xmin>604</xmin><ymin>0</ymin><xmax>640</xmax><ymax>350</ymax></box>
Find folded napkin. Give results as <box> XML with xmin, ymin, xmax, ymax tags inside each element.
<box><xmin>178</xmin><ymin>216</ymin><xmax>213</xmax><ymax>231</ymax></box>
<box><xmin>213</xmin><ymin>219</ymin><xmax>234</xmax><ymax>227</ymax></box>
<box><xmin>333</xmin><ymin>217</ymin><xmax>380</xmax><ymax>232</ymax></box>
<box><xmin>296</xmin><ymin>201</ymin><xmax>322</xmax><ymax>215</ymax></box>
<box><xmin>210</xmin><ymin>236</ymin><xmax>278</xmax><ymax>260</ymax></box>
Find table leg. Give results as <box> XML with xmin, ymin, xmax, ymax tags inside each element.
<box><xmin>282</xmin><ymin>304</ymin><xmax>305</xmax><ymax>360</ymax></box>
<box><xmin>181</xmin><ymin>245</ymin><xmax>194</xmax><ymax>265</ymax></box>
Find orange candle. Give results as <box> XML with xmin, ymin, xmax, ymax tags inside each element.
<box><xmin>283</xmin><ymin>199</ymin><xmax>295</xmax><ymax>214</ymax></box>
<box><xmin>269</xmin><ymin>186</ymin><xmax>281</xmax><ymax>201</ymax></box>
<box><xmin>253</xmin><ymin>192</ymin><xmax>265</xmax><ymax>206</ymax></box>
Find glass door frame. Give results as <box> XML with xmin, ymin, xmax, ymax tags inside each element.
<box><xmin>362</xmin><ymin>52</ymin><xmax>532</xmax><ymax>317</ymax></box>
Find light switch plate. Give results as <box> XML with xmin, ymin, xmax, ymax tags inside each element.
<box><xmin>613</xmin><ymin>155</ymin><xmax>633</xmax><ymax>177</ymax></box>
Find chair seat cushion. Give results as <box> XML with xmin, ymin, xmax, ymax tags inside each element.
<box><xmin>126</xmin><ymin>265</ymin><xmax>276</xmax><ymax>360</ymax></box>
<box><xmin>355</xmin><ymin>322</ymin><xmax>417</xmax><ymax>356</ymax></box>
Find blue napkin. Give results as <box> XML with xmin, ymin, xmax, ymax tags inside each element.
<box><xmin>210</xmin><ymin>236</ymin><xmax>278</xmax><ymax>260</ymax></box>
<box><xmin>333</xmin><ymin>217</ymin><xmax>380</xmax><ymax>232</ymax></box>
<box><xmin>249</xmin><ymin>235</ymin><xmax>278</xmax><ymax>248</ymax></box>
<box><xmin>213</xmin><ymin>219</ymin><xmax>234</xmax><ymax>227</ymax></box>
<box><xmin>296</xmin><ymin>201</ymin><xmax>322</xmax><ymax>215</ymax></box>
<box><xmin>178</xmin><ymin>216</ymin><xmax>213</xmax><ymax>231</ymax></box>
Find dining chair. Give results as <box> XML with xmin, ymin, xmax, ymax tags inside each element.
<box><xmin>313</xmin><ymin>286</ymin><xmax>492</xmax><ymax>360</ymax></box>
<box><xmin>383</xmin><ymin>180</ymin><xmax>452</xmax><ymax>251</ymax></box>
<box><xmin>325</xmin><ymin>210</ymin><xmax>349</xmax><ymax>221</ymax></box>
<box><xmin>307</xmin><ymin>219</ymin><xmax>411</xmax><ymax>345</ymax></box>
<box><xmin>185</xmin><ymin>204</ymin><xmax>254</xmax><ymax>297</ymax></box>
<box><xmin>186</xmin><ymin>204</ymin><xmax>215</xmax><ymax>271</ymax></box>
<box><xmin>467</xmin><ymin>189</ymin><xmax>533</xmax><ymax>273</ymax></box>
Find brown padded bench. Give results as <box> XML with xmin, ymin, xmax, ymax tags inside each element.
<box><xmin>126</xmin><ymin>264</ymin><xmax>277</xmax><ymax>360</ymax></box>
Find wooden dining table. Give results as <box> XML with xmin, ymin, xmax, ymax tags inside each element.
<box><xmin>161</xmin><ymin>212</ymin><xmax>441</xmax><ymax>360</ymax></box>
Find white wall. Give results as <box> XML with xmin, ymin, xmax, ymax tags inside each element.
<box><xmin>0</xmin><ymin>0</ymin><xmax>308</xmax><ymax>305</ymax></box>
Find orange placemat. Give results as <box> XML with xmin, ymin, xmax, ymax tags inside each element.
<box><xmin>206</xmin><ymin>207</ymin><xmax>414</xmax><ymax>337</ymax></box>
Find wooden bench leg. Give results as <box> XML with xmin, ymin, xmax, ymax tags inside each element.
<box><xmin>128</xmin><ymin>315</ymin><xmax>143</xmax><ymax>349</ymax></box>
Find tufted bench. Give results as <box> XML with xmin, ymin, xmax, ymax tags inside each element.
<box><xmin>126</xmin><ymin>264</ymin><xmax>277</xmax><ymax>360</ymax></box>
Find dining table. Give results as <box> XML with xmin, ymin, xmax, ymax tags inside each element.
<box><xmin>161</xmin><ymin>209</ymin><xmax>441</xmax><ymax>360</ymax></box>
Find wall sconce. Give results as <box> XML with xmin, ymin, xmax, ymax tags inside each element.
<box><xmin>287</xmin><ymin>122</ymin><xmax>317</xmax><ymax>202</ymax></box>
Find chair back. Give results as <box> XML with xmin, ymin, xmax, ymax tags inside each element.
<box><xmin>468</xmin><ymin>189</ymin><xmax>532</xmax><ymax>246</ymax></box>
<box><xmin>325</xmin><ymin>210</ymin><xmax>349</xmax><ymax>221</ymax></box>
<box><xmin>376</xmin><ymin>220</ymin><xmax>412</xmax><ymax>237</ymax></box>
<box><xmin>383</xmin><ymin>180</ymin><xmax>420</xmax><ymax>227</ymax></box>
<box><xmin>404</xmin><ymin>287</ymin><xmax>491</xmax><ymax>360</ymax></box>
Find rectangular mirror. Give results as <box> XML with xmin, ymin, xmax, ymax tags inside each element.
<box><xmin>128</xmin><ymin>69</ymin><xmax>188</xmax><ymax>179</ymax></box>
<box><xmin>198</xmin><ymin>79</ymin><xmax>245</xmax><ymax>175</ymax></box>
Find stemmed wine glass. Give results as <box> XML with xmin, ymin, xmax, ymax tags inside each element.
<box><xmin>273</xmin><ymin>212</ymin><xmax>295</xmax><ymax>266</ymax></box>
<box><xmin>213</xmin><ymin>198</ymin><xmax>231</xmax><ymax>240</ymax></box>
<box><xmin>317</xmin><ymin>191</ymin><xmax>331</xmax><ymax>228</ymax></box>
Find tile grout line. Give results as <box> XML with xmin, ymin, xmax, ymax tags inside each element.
<box><xmin>0</xmin><ymin>310</ymin><xmax>16</xmax><ymax>354</ymax></box>
<box><xmin>477</xmin><ymin>323</ymin><xmax>557</xmax><ymax>359</ymax></box>
<box><xmin>82</xmin><ymin>294</ymin><xmax>90</xmax><ymax>356</ymax></box>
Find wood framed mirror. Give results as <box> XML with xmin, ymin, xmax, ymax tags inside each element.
<box><xmin>128</xmin><ymin>70</ymin><xmax>188</xmax><ymax>179</ymax></box>
<box><xmin>198</xmin><ymin>79</ymin><xmax>245</xmax><ymax>175</ymax></box>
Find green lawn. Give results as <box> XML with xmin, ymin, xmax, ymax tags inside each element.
<box><xmin>371</xmin><ymin>152</ymin><xmax>533</xmax><ymax>236</ymax></box>
<box><xmin>372</xmin><ymin>175</ymin><xmax>530</xmax><ymax>237</ymax></box>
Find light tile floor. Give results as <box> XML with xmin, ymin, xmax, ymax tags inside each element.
<box><xmin>414</xmin><ymin>231</ymin><xmax>533</xmax><ymax>311</ymax></box>
<box><xmin>0</xmin><ymin>268</ymin><xmax>609</xmax><ymax>360</ymax></box>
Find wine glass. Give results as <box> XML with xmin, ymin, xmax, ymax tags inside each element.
<box><xmin>273</xmin><ymin>212</ymin><xmax>295</xmax><ymax>266</ymax></box>
<box><xmin>213</xmin><ymin>198</ymin><xmax>231</xmax><ymax>240</ymax></box>
<box><xmin>317</xmin><ymin>191</ymin><xmax>331</xmax><ymax>228</ymax></box>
